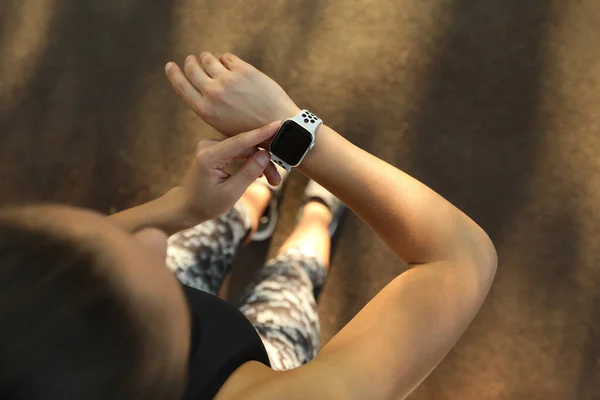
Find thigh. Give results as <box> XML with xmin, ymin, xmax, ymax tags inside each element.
<box><xmin>239</xmin><ymin>247</ymin><xmax>327</xmax><ymax>371</ymax></box>
<box><xmin>167</xmin><ymin>204</ymin><xmax>252</xmax><ymax>295</ymax></box>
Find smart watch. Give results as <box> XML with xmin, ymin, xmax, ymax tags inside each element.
<box><xmin>269</xmin><ymin>109</ymin><xmax>322</xmax><ymax>171</ymax></box>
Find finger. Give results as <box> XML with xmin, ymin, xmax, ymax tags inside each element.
<box><xmin>231</xmin><ymin>146</ymin><xmax>260</xmax><ymax>160</ymax></box>
<box><xmin>231</xmin><ymin>153</ymin><xmax>280</xmax><ymax>185</ymax></box>
<box><xmin>196</xmin><ymin>138</ymin><xmax>260</xmax><ymax>160</ymax></box>
<box><xmin>195</xmin><ymin>139</ymin><xmax>221</xmax><ymax>153</ymax></box>
<box><xmin>207</xmin><ymin>120</ymin><xmax>281</xmax><ymax>162</ymax></box>
<box><xmin>219</xmin><ymin>53</ymin><xmax>253</xmax><ymax>73</ymax></box>
<box><xmin>199</xmin><ymin>52</ymin><xmax>229</xmax><ymax>78</ymax></box>
<box><xmin>264</xmin><ymin>162</ymin><xmax>281</xmax><ymax>186</ymax></box>
<box><xmin>184</xmin><ymin>55</ymin><xmax>211</xmax><ymax>93</ymax></box>
<box><xmin>221</xmin><ymin>150</ymin><xmax>271</xmax><ymax>200</ymax></box>
<box><xmin>198</xmin><ymin>140</ymin><xmax>267</xmax><ymax>167</ymax></box>
<box><xmin>196</xmin><ymin>139</ymin><xmax>258</xmax><ymax>160</ymax></box>
<box><xmin>165</xmin><ymin>62</ymin><xmax>207</xmax><ymax>116</ymax></box>
<box><xmin>205</xmin><ymin>144</ymin><xmax>259</xmax><ymax>161</ymax></box>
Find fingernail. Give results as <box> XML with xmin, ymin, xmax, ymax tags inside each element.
<box><xmin>269</xmin><ymin>120</ymin><xmax>281</xmax><ymax>127</ymax></box>
<box><xmin>256</xmin><ymin>151</ymin><xmax>271</xmax><ymax>167</ymax></box>
<box><xmin>165</xmin><ymin>62</ymin><xmax>174</xmax><ymax>73</ymax></box>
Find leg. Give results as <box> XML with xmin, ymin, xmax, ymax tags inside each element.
<box><xmin>167</xmin><ymin>183</ymin><xmax>271</xmax><ymax>295</ymax></box>
<box><xmin>239</xmin><ymin>202</ymin><xmax>332</xmax><ymax>370</ymax></box>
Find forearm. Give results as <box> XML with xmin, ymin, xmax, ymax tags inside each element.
<box><xmin>299</xmin><ymin>125</ymin><xmax>492</xmax><ymax>265</ymax></box>
<box><xmin>301</xmin><ymin>125</ymin><xmax>497</xmax><ymax>400</ymax></box>
<box><xmin>109</xmin><ymin>187</ymin><xmax>198</xmax><ymax>235</ymax></box>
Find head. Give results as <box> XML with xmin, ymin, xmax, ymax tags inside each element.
<box><xmin>0</xmin><ymin>205</ymin><xmax>190</xmax><ymax>399</ymax></box>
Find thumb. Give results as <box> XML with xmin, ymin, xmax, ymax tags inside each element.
<box><xmin>221</xmin><ymin>150</ymin><xmax>271</xmax><ymax>200</ymax></box>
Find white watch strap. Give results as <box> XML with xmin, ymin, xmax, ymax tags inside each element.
<box><xmin>271</xmin><ymin>109</ymin><xmax>322</xmax><ymax>171</ymax></box>
<box><xmin>290</xmin><ymin>109</ymin><xmax>323</xmax><ymax>135</ymax></box>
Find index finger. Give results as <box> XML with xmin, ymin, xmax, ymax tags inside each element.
<box><xmin>165</xmin><ymin>62</ymin><xmax>207</xmax><ymax>117</ymax></box>
<box><xmin>208</xmin><ymin>120</ymin><xmax>281</xmax><ymax>161</ymax></box>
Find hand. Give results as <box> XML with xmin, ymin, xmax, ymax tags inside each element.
<box><xmin>165</xmin><ymin>52</ymin><xmax>300</xmax><ymax>137</ymax></box>
<box><xmin>180</xmin><ymin>121</ymin><xmax>282</xmax><ymax>223</ymax></box>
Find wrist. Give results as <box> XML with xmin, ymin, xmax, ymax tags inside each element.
<box><xmin>298</xmin><ymin>124</ymin><xmax>336</xmax><ymax>175</ymax></box>
<box><xmin>109</xmin><ymin>188</ymin><xmax>194</xmax><ymax>235</ymax></box>
<box><xmin>153</xmin><ymin>187</ymin><xmax>204</xmax><ymax>233</ymax></box>
<box><xmin>274</xmin><ymin>104</ymin><xmax>301</xmax><ymax>122</ymax></box>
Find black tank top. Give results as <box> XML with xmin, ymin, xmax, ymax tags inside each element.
<box><xmin>181</xmin><ymin>285</ymin><xmax>270</xmax><ymax>400</ymax></box>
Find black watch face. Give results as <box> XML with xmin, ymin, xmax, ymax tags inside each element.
<box><xmin>270</xmin><ymin>120</ymin><xmax>313</xmax><ymax>165</ymax></box>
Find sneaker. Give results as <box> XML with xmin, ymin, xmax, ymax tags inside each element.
<box><xmin>251</xmin><ymin>166</ymin><xmax>290</xmax><ymax>241</ymax></box>
<box><xmin>300</xmin><ymin>180</ymin><xmax>346</xmax><ymax>237</ymax></box>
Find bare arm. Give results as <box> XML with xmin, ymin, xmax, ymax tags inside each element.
<box><xmin>297</xmin><ymin>125</ymin><xmax>497</xmax><ymax>400</ymax></box>
<box><xmin>109</xmin><ymin>188</ymin><xmax>194</xmax><ymax>235</ymax></box>
<box><xmin>301</xmin><ymin>125</ymin><xmax>494</xmax><ymax>266</ymax></box>
<box><xmin>110</xmin><ymin>122</ymin><xmax>282</xmax><ymax>235</ymax></box>
<box><xmin>223</xmin><ymin>126</ymin><xmax>497</xmax><ymax>400</ymax></box>
<box><xmin>164</xmin><ymin>52</ymin><xmax>497</xmax><ymax>400</ymax></box>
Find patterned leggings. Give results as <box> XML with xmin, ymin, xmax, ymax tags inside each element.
<box><xmin>166</xmin><ymin>203</ymin><xmax>327</xmax><ymax>371</ymax></box>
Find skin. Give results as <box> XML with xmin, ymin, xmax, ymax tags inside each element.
<box><xmin>163</xmin><ymin>52</ymin><xmax>497</xmax><ymax>400</ymax></box>
<box><xmin>6</xmin><ymin>120</ymin><xmax>291</xmax><ymax>395</ymax></box>
<box><xmin>109</xmin><ymin>121</ymin><xmax>284</xmax><ymax>235</ymax></box>
<box><xmin>14</xmin><ymin>52</ymin><xmax>496</xmax><ymax>400</ymax></box>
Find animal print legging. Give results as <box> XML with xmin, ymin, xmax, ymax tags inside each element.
<box><xmin>166</xmin><ymin>202</ymin><xmax>327</xmax><ymax>371</ymax></box>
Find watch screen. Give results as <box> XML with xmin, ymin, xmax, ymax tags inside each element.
<box><xmin>270</xmin><ymin>120</ymin><xmax>313</xmax><ymax>165</ymax></box>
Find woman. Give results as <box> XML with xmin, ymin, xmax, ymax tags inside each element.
<box><xmin>0</xmin><ymin>52</ymin><xmax>496</xmax><ymax>400</ymax></box>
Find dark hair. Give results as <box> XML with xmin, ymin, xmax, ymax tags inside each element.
<box><xmin>0</xmin><ymin>210</ymin><xmax>184</xmax><ymax>399</ymax></box>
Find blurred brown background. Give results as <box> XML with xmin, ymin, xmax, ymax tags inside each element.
<box><xmin>1</xmin><ymin>0</ymin><xmax>600</xmax><ymax>398</ymax></box>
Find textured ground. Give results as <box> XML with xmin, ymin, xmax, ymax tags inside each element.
<box><xmin>1</xmin><ymin>0</ymin><xmax>600</xmax><ymax>398</ymax></box>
